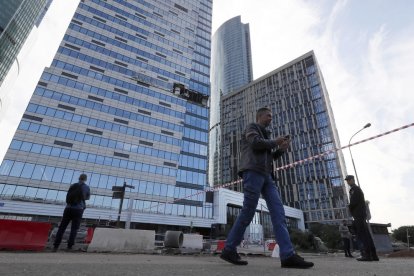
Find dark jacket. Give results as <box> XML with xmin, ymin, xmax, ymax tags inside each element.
<box><xmin>238</xmin><ymin>123</ymin><xmax>285</xmax><ymax>176</ymax></box>
<box><xmin>67</xmin><ymin>182</ymin><xmax>90</xmax><ymax>210</ymax></box>
<box><xmin>348</xmin><ymin>184</ymin><xmax>366</xmax><ymax>219</ymax></box>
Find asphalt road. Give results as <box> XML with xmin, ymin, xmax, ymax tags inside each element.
<box><xmin>0</xmin><ymin>252</ymin><xmax>413</xmax><ymax>276</ymax></box>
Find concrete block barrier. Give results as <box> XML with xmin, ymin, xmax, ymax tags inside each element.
<box><xmin>87</xmin><ymin>228</ymin><xmax>155</xmax><ymax>253</ymax></box>
<box><xmin>182</xmin><ymin>234</ymin><xmax>203</xmax><ymax>250</ymax></box>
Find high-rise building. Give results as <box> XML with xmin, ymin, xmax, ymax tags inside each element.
<box><xmin>0</xmin><ymin>0</ymin><xmax>214</xmax><ymax>233</ymax></box>
<box><xmin>221</xmin><ymin>51</ymin><xmax>349</xmax><ymax>227</ymax></box>
<box><xmin>0</xmin><ymin>0</ymin><xmax>50</xmax><ymax>86</ymax></box>
<box><xmin>209</xmin><ymin>16</ymin><xmax>252</xmax><ymax>186</ymax></box>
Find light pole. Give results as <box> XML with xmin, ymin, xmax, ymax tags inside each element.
<box><xmin>348</xmin><ymin>123</ymin><xmax>371</xmax><ymax>187</ymax></box>
<box><xmin>348</xmin><ymin>123</ymin><xmax>373</xmax><ymax>237</ymax></box>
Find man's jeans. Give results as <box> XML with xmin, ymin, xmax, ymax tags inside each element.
<box><xmin>224</xmin><ymin>170</ymin><xmax>295</xmax><ymax>260</ymax></box>
<box><xmin>53</xmin><ymin>207</ymin><xmax>84</xmax><ymax>248</ymax></box>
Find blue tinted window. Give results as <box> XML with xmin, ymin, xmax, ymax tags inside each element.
<box><xmin>9</xmin><ymin>161</ymin><xmax>25</xmax><ymax>177</ymax></box>
<box><xmin>0</xmin><ymin>160</ymin><xmax>14</xmax><ymax>175</ymax></box>
<box><xmin>21</xmin><ymin>163</ymin><xmax>35</xmax><ymax>178</ymax></box>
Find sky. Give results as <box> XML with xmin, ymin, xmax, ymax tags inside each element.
<box><xmin>0</xmin><ymin>0</ymin><xmax>413</xmax><ymax>230</ymax></box>
<box><xmin>212</xmin><ymin>0</ymin><xmax>414</xmax><ymax>229</ymax></box>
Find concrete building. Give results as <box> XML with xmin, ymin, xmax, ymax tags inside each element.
<box><xmin>211</xmin><ymin>188</ymin><xmax>305</xmax><ymax>240</ymax></box>
<box><xmin>0</xmin><ymin>0</ymin><xmax>214</xmax><ymax>233</ymax></box>
<box><xmin>220</xmin><ymin>51</ymin><xmax>349</xmax><ymax>227</ymax></box>
<box><xmin>209</xmin><ymin>16</ymin><xmax>253</xmax><ymax>186</ymax></box>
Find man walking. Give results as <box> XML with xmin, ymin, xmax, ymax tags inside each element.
<box><xmin>53</xmin><ymin>174</ymin><xmax>90</xmax><ymax>251</ymax></box>
<box><xmin>345</xmin><ymin>175</ymin><xmax>379</xmax><ymax>261</ymax></box>
<box><xmin>220</xmin><ymin>107</ymin><xmax>314</xmax><ymax>269</ymax></box>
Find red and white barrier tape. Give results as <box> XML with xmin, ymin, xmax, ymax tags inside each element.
<box><xmin>143</xmin><ymin>122</ymin><xmax>414</xmax><ymax>211</ymax></box>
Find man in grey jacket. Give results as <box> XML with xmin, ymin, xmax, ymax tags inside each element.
<box><xmin>220</xmin><ymin>107</ymin><xmax>314</xmax><ymax>269</ymax></box>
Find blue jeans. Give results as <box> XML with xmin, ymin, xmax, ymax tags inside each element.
<box><xmin>224</xmin><ymin>170</ymin><xmax>295</xmax><ymax>260</ymax></box>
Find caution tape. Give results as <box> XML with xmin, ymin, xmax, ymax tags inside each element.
<box><xmin>142</xmin><ymin>122</ymin><xmax>414</xmax><ymax>212</ymax></box>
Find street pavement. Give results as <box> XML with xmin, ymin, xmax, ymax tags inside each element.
<box><xmin>0</xmin><ymin>250</ymin><xmax>413</xmax><ymax>276</ymax></box>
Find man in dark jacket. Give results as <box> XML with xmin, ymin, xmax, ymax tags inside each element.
<box><xmin>53</xmin><ymin>174</ymin><xmax>90</xmax><ymax>252</ymax></box>
<box><xmin>220</xmin><ymin>107</ymin><xmax>314</xmax><ymax>269</ymax></box>
<box><xmin>346</xmin><ymin>175</ymin><xmax>379</xmax><ymax>261</ymax></box>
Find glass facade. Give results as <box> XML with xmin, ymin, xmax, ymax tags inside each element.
<box><xmin>221</xmin><ymin>52</ymin><xmax>349</xmax><ymax>227</ymax></box>
<box><xmin>0</xmin><ymin>0</ymin><xmax>49</xmax><ymax>85</ymax></box>
<box><xmin>209</xmin><ymin>16</ymin><xmax>252</xmax><ymax>186</ymax></box>
<box><xmin>0</xmin><ymin>0</ymin><xmax>213</xmax><ymax>229</ymax></box>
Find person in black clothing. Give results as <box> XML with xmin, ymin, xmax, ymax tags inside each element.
<box><xmin>53</xmin><ymin>174</ymin><xmax>90</xmax><ymax>252</ymax></box>
<box><xmin>345</xmin><ymin>175</ymin><xmax>378</xmax><ymax>261</ymax></box>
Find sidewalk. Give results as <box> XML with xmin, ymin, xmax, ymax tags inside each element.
<box><xmin>0</xmin><ymin>251</ymin><xmax>413</xmax><ymax>276</ymax></box>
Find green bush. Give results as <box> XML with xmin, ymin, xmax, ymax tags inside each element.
<box><xmin>309</xmin><ymin>223</ymin><xmax>342</xmax><ymax>250</ymax></box>
<box><xmin>392</xmin><ymin>226</ymin><xmax>414</xmax><ymax>243</ymax></box>
<box><xmin>289</xmin><ymin>229</ymin><xmax>314</xmax><ymax>250</ymax></box>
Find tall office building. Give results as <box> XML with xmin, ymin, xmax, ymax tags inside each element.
<box><xmin>0</xmin><ymin>0</ymin><xmax>50</xmax><ymax>86</ymax></box>
<box><xmin>221</xmin><ymin>51</ymin><xmax>349</xmax><ymax>226</ymax></box>
<box><xmin>0</xmin><ymin>0</ymin><xmax>213</xmax><ymax>232</ymax></box>
<box><xmin>209</xmin><ymin>16</ymin><xmax>252</xmax><ymax>186</ymax></box>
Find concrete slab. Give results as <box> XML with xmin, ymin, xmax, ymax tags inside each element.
<box><xmin>182</xmin><ymin>234</ymin><xmax>203</xmax><ymax>250</ymax></box>
<box><xmin>87</xmin><ymin>228</ymin><xmax>155</xmax><ymax>253</ymax></box>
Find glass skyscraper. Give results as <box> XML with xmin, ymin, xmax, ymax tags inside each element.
<box><xmin>0</xmin><ymin>0</ymin><xmax>213</xmax><ymax>232</ymax></box>
<box><xmin>0</xmin><ymin>0</ymin><xmax>50</xmax><ymax>85</ymax></box>
<box><xmin>221</xmin><ymin>51</ymin><xmax>349</xmax><ymax>227</ymax></box>
<box><xmin>209</xmin><ymin>15</ymin><xmax>252</xmax><ymax>186</ymax></box>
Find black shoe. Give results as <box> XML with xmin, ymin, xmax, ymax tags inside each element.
<box><xmin>348</xmin><ymin>255</ymin><xmax>354</xmax><ymax>258</ymax></box>
<box><xmin>220</xmin><ymin>249</ymin><xmax>248</xmax><ymax>265</ymax></box>
<box><xmin>357</xmin><ymin>256</ymin><xmax>373</xmax><ymax>261</ymax></box>
<box><xmin>65</xmin><ymin>247</ymin><xmax>74</xmax><ymax>252</ymax></box>
<box><xmin>372</xmin><ymin>255</ymin><xmax>379</xmax><ymax>261</ymax></box>
<box><xmin>281</xmin><ymin>254</ymin><xmax>314</xmax><ymax>269</ymax></box>
<box><xmin>52</xmin><ymin>247</ymin><xmax>58</xmax><ymax>252</ymax></box>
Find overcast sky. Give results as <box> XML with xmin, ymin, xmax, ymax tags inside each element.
<box><xmin>0</xmin><ymin>0</ymin><xmax>413</xmax><ymax>229</ymax></box>
<box><xmin>212</xmin><ymin>0</ymin><xmax>414</xmax><ymax>229</ymax></box>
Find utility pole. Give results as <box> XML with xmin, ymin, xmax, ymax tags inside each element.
<box><xmin>112</xmin><ymin>182</ymin><xmax>135</xmax><ymax>228</ymax></box>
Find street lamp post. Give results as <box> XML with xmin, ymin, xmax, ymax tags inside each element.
<box><xmin>348</xmin><ymin>123</ymin><xmax>371</xmax><ymax>187</ymax></box>
<box><xmin>348</xmin><ymin>123</ymin><xmax>373</xmax><ymax>236</ymax></box>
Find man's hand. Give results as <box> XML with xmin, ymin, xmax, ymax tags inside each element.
<box><xmin>275</xmin><ymin>136</ymin><xmax>290</xmax><ymax>150</ymax></box>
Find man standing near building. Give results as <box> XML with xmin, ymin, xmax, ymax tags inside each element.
<box><xmin>345</xmin><ymin>175</ymin><xmax>379</xmax><ymax>261</ymax></box>
<box><xmin>220</xmin><ymin>107</ymin><xmax>314</xmax><ymax>269</ymax></box>
<box><xmin>339</xmin><ymin>220</ymin><xmax>353</xmax><ymax>257</ymax></box>
<box><xmin>53</xmin><ymin>174</ymin><xmax>90</xmax><ymax>252</ymax></box>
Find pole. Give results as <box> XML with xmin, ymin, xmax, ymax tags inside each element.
<box><xmin>348</xmin><ymin>124</ymin><xmax>373</xmax><ymax>236</ymax></box>
<box><xmin>348</xmin><ymin>123</ymin><xmax>371</xmax><ymax>187</ymax></box>
<box><xmin>116</xmin><ymin>183</ymin><xmax>125</xmax><ymax>228</ymax></box>
<box><xmin>116</xmin><ymin>181</ymin><xmax>135</xmax><ymax>228</ymax></box>
<box><xmin>261</xmin><ymin>204</ymin><xmax>265</xmax><ymax>253</ymax></box>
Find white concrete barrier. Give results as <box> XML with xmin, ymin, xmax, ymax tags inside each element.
<box><xmin>87</xmin><ymin>228</ymin><xmax>155</xmax><ymax>253</ymax></box>
<box><xmin>182</xmin><ymin>234</ymin><xmax>203</xmax><ymax>249</ymax></box>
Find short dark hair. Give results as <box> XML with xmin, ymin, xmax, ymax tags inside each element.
<box><xmin>256</xmin><ymin>107</ymin><xmax>271</xmax><ymax>121</ymax></box>
<box><xmin>79</xmin><ymin>174</ymin><xmax>87</xmax><ymax>181</ymax></box>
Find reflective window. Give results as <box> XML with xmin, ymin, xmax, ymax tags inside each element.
<box><xmin>0</xmin><ymin>160</ymin><xmax>14</xmax><ymax>175</ymax></box>
<box><xmin>46</xmin><ymin>189</ymin><xmax>58</xmax><ymax>201</ymax></box>
<box><xmin>9</xmin><ymin>161</ymin><xmax>25</xmax><ymax>177</ymax></box>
